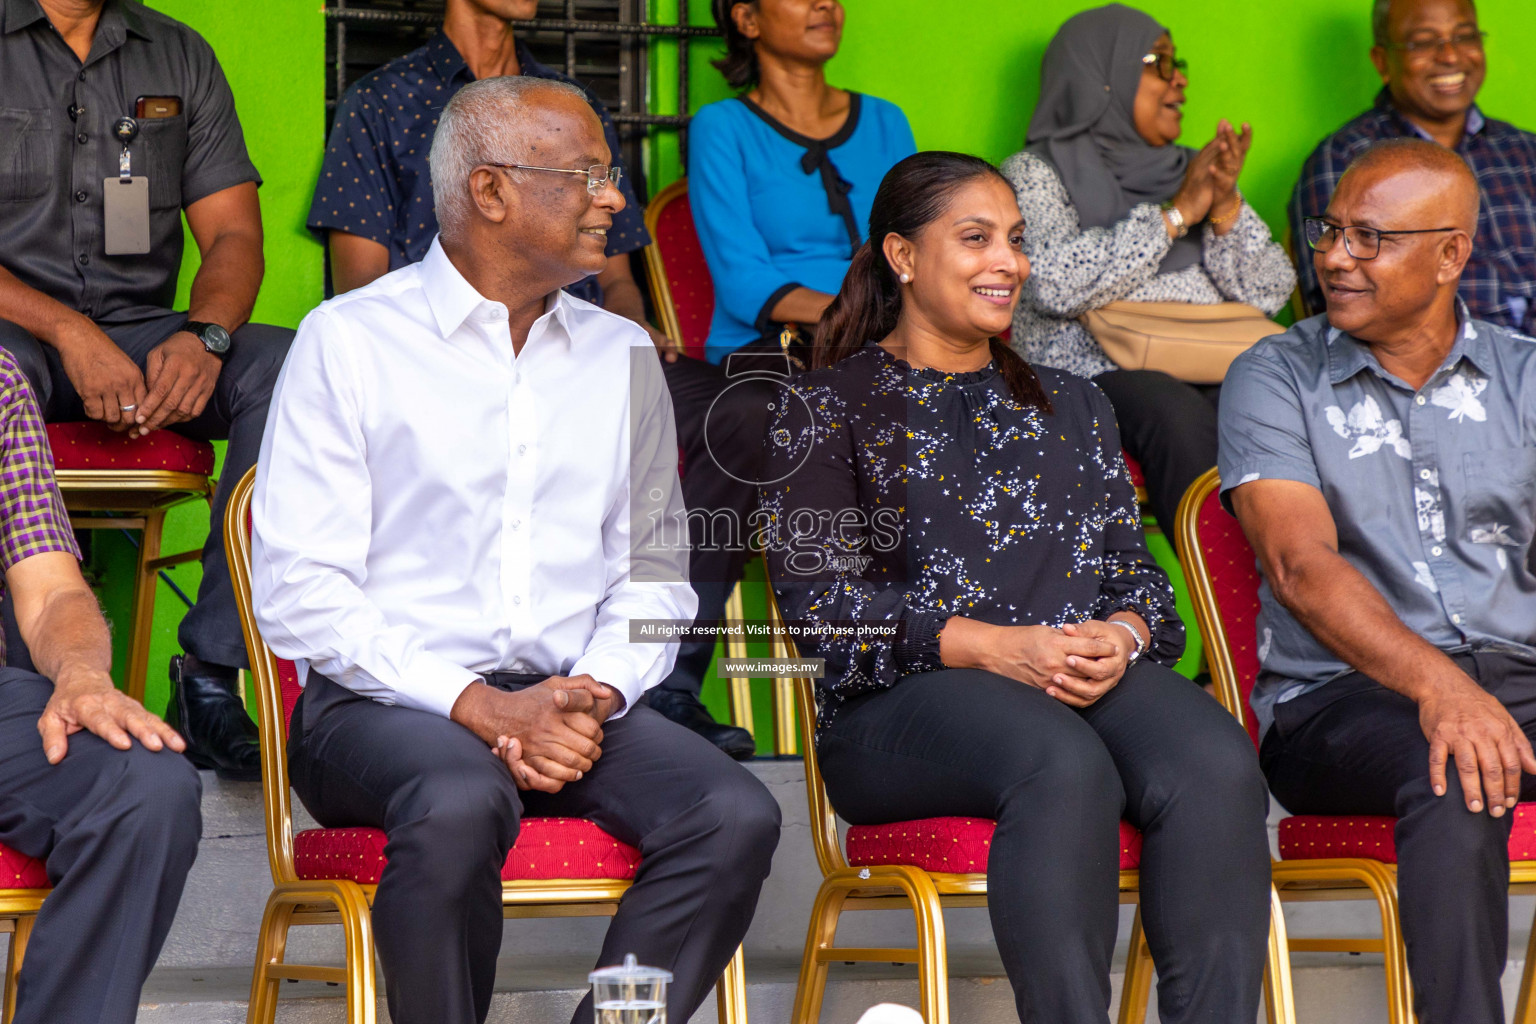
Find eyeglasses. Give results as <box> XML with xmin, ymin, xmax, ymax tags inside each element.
<box><xmin>1386</xmin><ymin>29</ymin><xmax>1487</xmax><ymax>58</ymax></box>
<box><xmin>1141</xmin><ymin>51</ymin><xmax>1188</xmax><ymax>82</ymax></box>
<box><xmin>1303</xmin><ymin>217</ymin><xmax>1456</xmax><ymax>260</ymax></box>
<box><xmin>487</xmin><ymin>162</ymin><xmax>622</xmax><ymax>195</ymax></box>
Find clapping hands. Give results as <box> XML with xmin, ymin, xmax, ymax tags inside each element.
<box><xmin>1170</xmin><ymin>119</ymin><xmax>1252</xmax><ymax>233</ymax></box>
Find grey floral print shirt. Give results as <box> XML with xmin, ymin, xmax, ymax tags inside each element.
<box><xmin>1219</xmin><ymin>305</ymin><xmax>1536</xmax><ymax>737</ymax></box>
<box><xmin>1001</xmin><ymin>151</ymin><xmax>1296</xmax><ymax>378</ymax></box>
<box><xmin>762</xmin><ymin>345</ymin><xmax>1184</xmax><ymax>733</ymax></box>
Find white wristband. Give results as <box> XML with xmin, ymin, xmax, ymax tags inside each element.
<box><xmin>1109</xmin><ymin>620</ymin><xmax>1146</xmax><ymax>663</ymax></box>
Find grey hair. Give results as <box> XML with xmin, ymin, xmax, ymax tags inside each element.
<box><xmin>1372</xmin><ymin>0</ymin><xmax>1478</xmax><ymax>46</ymax></box>
<box><xmin>429</xmin><ymin>75</ymin><xmax>591</xmax><ymax>241</ymax></box>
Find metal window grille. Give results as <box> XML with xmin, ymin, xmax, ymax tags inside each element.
<box><xmin>323</xmin><ymin>0</ymin><xmax>719</xmax><ymax>197</ymax></box>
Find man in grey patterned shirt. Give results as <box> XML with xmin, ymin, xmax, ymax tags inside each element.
<box><xmin>1220</xmin><ymin>139</ymin><xmax>1536</xmax><ymax>1024</ymax></box>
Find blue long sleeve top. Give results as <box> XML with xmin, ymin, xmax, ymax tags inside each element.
<box><xmin>688</xmin><ymin>93</ymin><xmax>917</xmax><ymax>362</ymax></box>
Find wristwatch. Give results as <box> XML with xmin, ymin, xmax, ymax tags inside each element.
<box><xmin>182</xmin><ymin>320</ymin><xmax>232</xmax><ymax>360</ymax></box>
<box><xmin>1109</xmin><ymin>620</ymin><xmax>1148</xmax><ymax>664</ymax></box>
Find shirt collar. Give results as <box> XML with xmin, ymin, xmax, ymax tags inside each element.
<box><xmin>1</xmin><ymin>0</ymin><xmax>44</xmax><ymax>33</ymax></box>
<box><xmin>420</xmin><ymin>236</ymin><xmax>577</xmax><ymax>345</ymax></box>
<box><xmin>423</xmin><ymin>33</ymin><xmax>556</xmax><ymax>86</ymax></box>
<box><xmin>1374</xmin><ymin>86</ymin><xmax>1486</xmax><ymax>140</ymax></box>
<box><xmin>4</xmin><ymin>0</ymin><xmax>151</xmax><ymax>47</ymax></box>
<box><xmin>1327</xmin><ymin>297</ymin><xmax>1490</xmax><ymax>384</ymax></box>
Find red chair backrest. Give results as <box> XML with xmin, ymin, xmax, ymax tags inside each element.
<box><xmin>243</xmin><ymin>505</ymin><xmax>304</xmax><ymax>737</ymax></box>
<box><xmin>1192</xmin><ymin>487</ymin><xmax>1265</xmax><ymax>749</ymax></box>
<box><xmin>651</xmin><ymin>185</ymin><xmax>715</xmax><ymax>361</ymax></box>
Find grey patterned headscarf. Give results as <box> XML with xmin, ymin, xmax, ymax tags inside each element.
<box><xmin>1026</xmin><ymin>3</ymin><xmax>1200</xmax><ymax>273</ymax></box>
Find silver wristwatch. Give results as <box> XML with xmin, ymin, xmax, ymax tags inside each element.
<box><xmin>1109</xmin><ymin>620</ymin><xmax>1147</xmax><ymax>664</ymax></box>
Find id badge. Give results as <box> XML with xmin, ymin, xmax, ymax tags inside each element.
<box><xmin>103</xmin><ymin>176</ymin><xmax>151</xmax><ymax>255</ymax></box>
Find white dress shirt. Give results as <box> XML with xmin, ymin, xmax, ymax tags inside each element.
<box><xmin>251</xmin><ymin>238</ymin><xmax>696</xmax><ymax>720</ymax></box>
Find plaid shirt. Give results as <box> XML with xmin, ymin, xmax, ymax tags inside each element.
<box><xmin>0</xmin><ymin>351</ymin><xmax>80</xmax><ymax>663</ymax></box>
<box><xmin>1289</xmin><ymin>88</ymin><xmax>1536</xmax><ymax>333</ymax></box>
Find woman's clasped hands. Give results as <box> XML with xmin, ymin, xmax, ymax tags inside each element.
<box><xmin>940</xmin><ymin>617</ymin><xmax>1143</xmax><ymax>707</ymax></box>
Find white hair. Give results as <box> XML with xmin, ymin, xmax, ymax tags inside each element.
<box><xmin>429</xmin><ymin>75</ymin><xmax>591</xmax><ymax>241</ymax></box>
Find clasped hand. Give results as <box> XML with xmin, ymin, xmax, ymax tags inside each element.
<box><xmin>1171</xmin><ymin>119</ymin><xmax>1253</xmax><ymax>227</ymax></box>
<box><xmin>57</xmin><ymin>322</ymin><xmax>220</xmax><ymax>438</ymax></box>
<box><xmin>985</xmin><ymin>621</ymin><xmax>1135</xmax><ymax>707</ymax></box>
<box><xmin>452</xmin><ymin>675</ymin><xmax>617</xmax><ymax>794</ymax></box>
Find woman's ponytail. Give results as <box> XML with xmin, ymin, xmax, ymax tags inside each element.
<box><xmin>814</xmin><ymin>241</ymin><xmax>900</xmax><ymax>370</ymax></box>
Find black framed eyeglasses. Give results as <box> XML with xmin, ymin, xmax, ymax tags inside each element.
<box><xmin>1386</xmin><ymin>29</ymin><xmax>1487</xmax><ymax>58</ymax></box>
<box><xmin>1303</xmin><ymin>217</ymin><xmax>1456</xmax><ymax>260</ymax></box>
<box><xmin>487</xmin><ymin>162</ymin><xmax>622</xmax><ymax>195</ymax></box>
<box><xmin>1141</xmin><ymin>51</ymin><xmax>1188</xmax><ymax>82</ymax></box>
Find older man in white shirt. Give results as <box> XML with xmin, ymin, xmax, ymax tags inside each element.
<box><xmin>251</xmin><ymin>76</ymin><xmax>780</xmax><ymax>1024</ymax></box>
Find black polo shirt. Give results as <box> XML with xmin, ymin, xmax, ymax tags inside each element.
<box><xmin>0</xmin><ymin>0</ymin><xmax>260</xmax><ymax>323</ymax></box>
<box><xmin>308</xmin><ymin>33</ymin><xmax>650</xmax><ymax>305</ymax></box>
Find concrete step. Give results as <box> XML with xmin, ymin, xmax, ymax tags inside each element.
<box><xmin>16</xmin><ymin>762</ymin><xmax>1536</xmax><ymax>1021</ymax></box>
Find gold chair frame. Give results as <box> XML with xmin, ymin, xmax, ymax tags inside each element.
<box><xmin>223</xmin><ymin>467</ymin><xmax>747</xmax><ymax>1023</ymax></box>
<box><xmin>59</xmin><ymin>466</ymin><xmax>212</xmax><ymax>704</ymax></box>
<box><xmin>641</xmin><ymin>178</ymin><xmax>692</xmax><ymax>355</ymax></box>
<box><xmin>1177</xmin><ymin>466</ymin><xmax>1536</xmax><ymax>1024</ymax></box>
<box><xmin>766</xmin><ymin>591</ymin><xmax>1295</xmax><ymax>1024</ymax></box>
<box><xmin>0</xmin><ymin>890</ymin><xmax>45</xmax><ymax>1024</ymax></box>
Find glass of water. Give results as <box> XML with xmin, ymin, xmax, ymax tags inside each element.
<box><xmin>590</xmin><ymin>953</ymin><xmax>672</xmax><ymax>1024</ymax></box>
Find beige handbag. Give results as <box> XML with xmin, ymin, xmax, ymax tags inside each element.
<box><xmin>1080</xmin><ymin>300</ymin><xmax>1286</xmax><ymax>384</ymax></box>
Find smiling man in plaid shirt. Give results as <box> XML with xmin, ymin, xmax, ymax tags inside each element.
<box><xmin>1289</xmin><ymin>0</ymin><xmax>1536</xmax><ymax>330</ymax></box>
<box><xmin>0</xmin><ymin>349</ymin><xmax>201</xmax><ymax>1024</ymax></box>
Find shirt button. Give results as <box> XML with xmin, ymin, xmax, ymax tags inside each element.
<box><xmin>77</xmin><ymin>71</ymin><xmax>86</xmax><ymax>81</ymax></box>
<box><xmin>1431</xmin><ymin>545</ymin><xmax>1443</xmax><ymax>556</ymax></box>
<box><xmin>1451</xmin><ymin>613</ymin><xmax>1463</xmax><ymax>625</ymax></box>
<box><xmin>517</xmin><ymin>444</ymin><xmax>527</xmax><ymax>455</ymax></box>
<box><xmin>1419</xmin><ymin>469</ymin><xmax>1432</xmax><ymax>480</ymax></box>
<box><xmin>76</xmin><ymin>132</ymin><xmax>87</xmax><ymax>144</ymax></box>
<box><xmin>512</xmin><ymin>595</ymin><xmax>522</xmax><ymax>606</ymax></box>
<box><xmin>511</xmin><ymin>519</ymin><xmax>521</xmax><ymax>530</ymax></box>
<box><xmin>74</xmin><ymin>190</ymin><xmax>87</xmax><ymax>203</ymax></box>
<box><xmin>76</xmin><ymin>253</ymin><xmax>89</xmax><ymax>265</ymax></box>
<box><xmin>1415</xmin><ymin>395</ymin><xmax>1426</xmax><ymax>406</ymax></box>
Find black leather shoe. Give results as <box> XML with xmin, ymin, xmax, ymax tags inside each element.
<box><xmin>646</xmin><ymin>689</ymin><xmax>757</xmax><ymax>760</ymax></box>
<box><xmin>167</xmin><ymin>654</ymin><xmax>261</xmax><ymax>782</ymax></box>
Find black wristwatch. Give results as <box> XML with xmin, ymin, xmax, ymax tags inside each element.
<box><xmin>182</xmin><ymin>320</ymin><xmax>232</xmax><ymax>360</ymax></box>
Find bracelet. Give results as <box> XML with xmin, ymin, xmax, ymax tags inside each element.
<box><xmin>1209</xmin><ymin>191</ymin><xmax>1243</xmax><ymax>226</ymax></box>
<box><xmin>1160</xmin><ymin>202</ymin><xmax>1188</xmax><ymax>238</ymax></box>
<box><xmin>1108</xmin><ymin>620</ymin><xmax>1147</xmax><ymax>663</ymax></box>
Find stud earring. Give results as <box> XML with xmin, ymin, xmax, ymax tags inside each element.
<box><xmin>899</xmin><ymin>273</ymin><xmax>911</xmax><ymax>283</ymax></box>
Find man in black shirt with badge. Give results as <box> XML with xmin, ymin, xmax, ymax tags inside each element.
<box><xmin>0</xmin><ymin>0</ymin><xmax>293</xmax><ymax>780</ymax></box>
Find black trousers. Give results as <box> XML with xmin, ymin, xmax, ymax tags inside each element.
<box><xmin>818</xmin><ymin>665</ymin><xmax>1271</xmax><ymax>1024</ymax></box>
<box><xmin>0</xmin><ymin>668</ymin><xmax>201</xmax><ymax>1024</ymax></box>
<box><xmin>1092</xmin><ymin>369</ymin><xmax>1220</xmax><ymax>539</ymax></box>
<box><xmin>1262</xmin><ymin>651</ymin><xmax>1536</xmax><ymax>1024</ymax></box>
<box><xmin>659</xmin><ymin>355</ymin><xmax>774</xmax><ymax>695</ymax></box>
<box><xmin>288</xmin><ymin>672</ymin><xmax>781</xmax><ymax>1024</ymax></box>
<box><xmin>0</xmin><ymin>312</ymin><xmax>293</xmax><ymax>670</ymax></box>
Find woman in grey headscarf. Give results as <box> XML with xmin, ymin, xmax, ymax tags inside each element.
<box><xmin>1002</xmin><ymin>3</ymin><xmax>1294</xmax><ymax>537</ymax></box>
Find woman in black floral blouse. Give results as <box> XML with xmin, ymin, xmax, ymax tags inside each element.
<box><xmin>762</xmin><ymin>151</ymin><xmax>1270</xmax><ymax>1024</ymax></box>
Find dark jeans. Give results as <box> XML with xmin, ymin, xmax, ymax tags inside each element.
<box><xmin>1092</xmin><ymin>369</ymin><xmax>1220</xmax><ymax>539</ymax></box>
<box><xmin>288</xmin><ymin>671</ymin><xmax>781</xmax><ymax>1024</ymax></box>
<box><xmin>0</xmin><ymin>668</ymin><xmax>201</xmax><ymax>1024</ymax></box>
<box><xmin>1261</xmin><ymin>651</ymin><xmax>1536</xmax><ymax>1024</ymax></box>
<box><xmin>659</xmin><ymin>354</ymin><xmax>774</xmax><ymax>695</ymax></box>
<box><xmin>818</xmin><ymin>664</ymin><xmax>1271</xmax><ymax>1024</ymax></box>
<box><xmin>0</xmin><ymin>312</ymin><xmax>293</xmax><ymax>669</ymax></box>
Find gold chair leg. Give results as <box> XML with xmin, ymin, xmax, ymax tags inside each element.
<box><xmin>126</xmin><ymin>508</ymin><xmax>166</xmax><ymax>705</ymax></box>
<box><xmin>723</xmin><ymin>583</ymin><xmax>755</xmax><ymax>737</ymax></box>
<box><xmin>790</xmin><ymin>881</ymin><xmax>849</xmax><ymax>1024</ymax></box>
<box><xmin>1116</xmin><ymin>905</ymin><xmax>1154</xmax><ymax>1024</ymax></box>
<box><xmin>1514</xmin><ymin>899</ymin><xmax>1536</xmax><ymax>1024</ymax></box>
<box><xmin>245</xmin><ymin>894</ymin><xmax>293</xmax><ymax>1024</ymax></box>
<box><xmin>1262</xmin><ymin>885</ymin><xmax>1297</xmax><ymax>1024</ymax></box>
<box><xmin>2</xmin><ymin>915</ymin><xmax>33</xmax><ymax>1024</ymax></box>
<box><xmin>716</xmin><ymin>944</ymin><xmax>748</xmax><ymax>1024</ymax></box>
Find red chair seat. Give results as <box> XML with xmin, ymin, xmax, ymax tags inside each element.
<box><xmin>1122</xmin><ymin>451</ymin><xmax>1146</xmax><ymax>492</ymax></box>
<box><xmin>46</xmin><ymin>421</ymin><xmax>216</xmax><ymax>475</ymax></box>
<box><xmin>845</xmin><ymin>816</ymin><xmax>1143</xmax><ymax>873</ymax></box>
<box><xmin>294</xmin><ymin>818</ymin><xmax>643</xmax><ymax>884</ymax></box>
<box><xmin>1278</xmin><ymin>803</ymin><xmax>1536</xmax><ymax>863</ymax></box>
<box><xmin>0</xmin><ymin>843</ymin><xmax>49</xmax><ymax>890</ymax></box>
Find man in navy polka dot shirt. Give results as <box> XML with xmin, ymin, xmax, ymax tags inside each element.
<box><xmin>310</xmin><ymin>0</ymin><xmax>767</xmax><ymax>759</ymax></box>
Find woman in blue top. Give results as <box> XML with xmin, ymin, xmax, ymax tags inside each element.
<box><xmin>692</xmin><ymin>0</ymin><xmax>916</xmax><ymax>363</ymax></box>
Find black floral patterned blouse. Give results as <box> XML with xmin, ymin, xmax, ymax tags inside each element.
<box><xmin>761</xmin><ymin>344</ymin><xmax>1184</xmax><ymax>732</ymax></box>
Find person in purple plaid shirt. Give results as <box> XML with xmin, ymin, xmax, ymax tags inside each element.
<box><xmin>0</xmin><ymin>349</ymin><xmax>200</xmax><ymax>1024</ymax></box>
<box><xmin>1288</xmin><ymin>0</ymin><xmax>1536</xmax><ymax>331</ymax></box>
